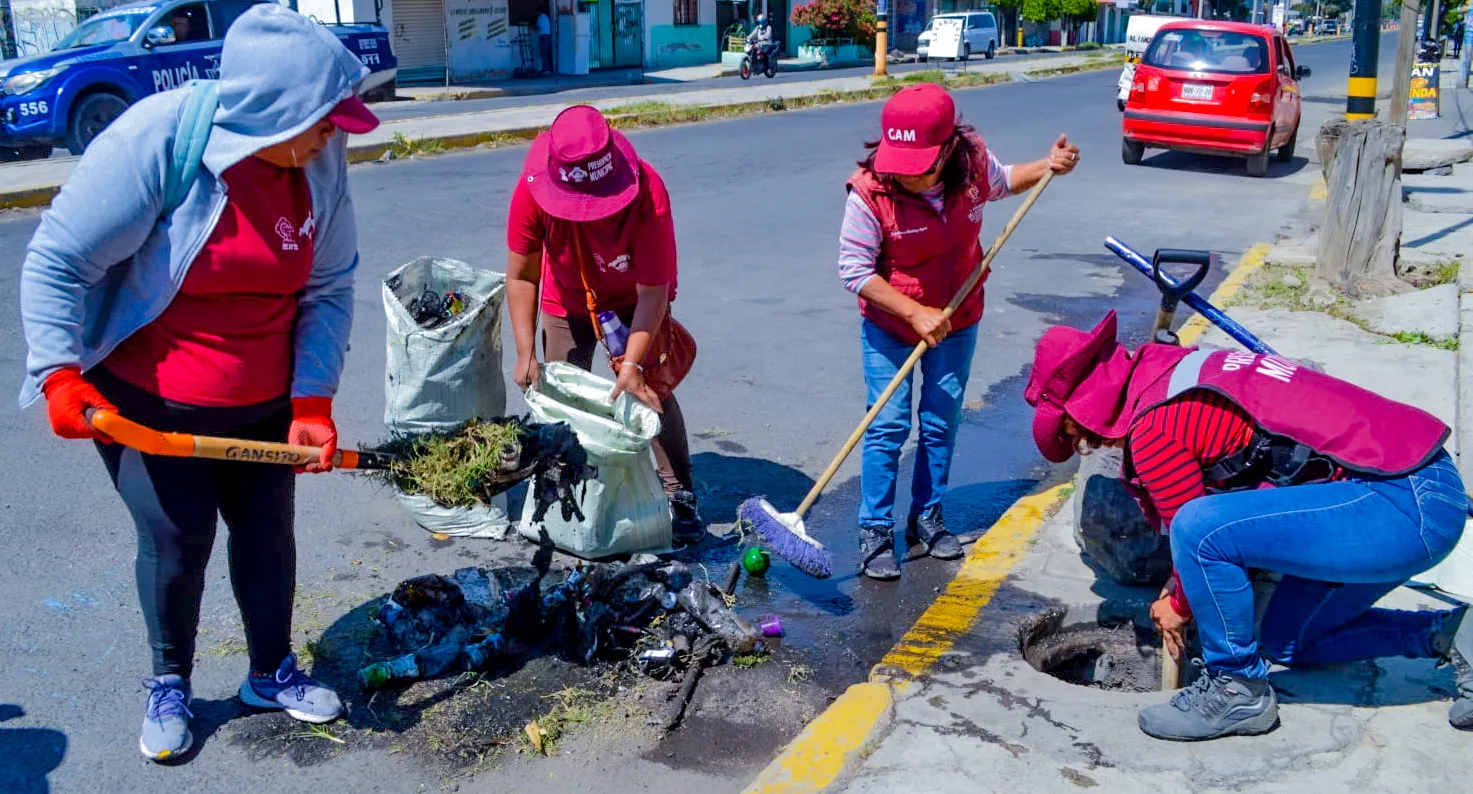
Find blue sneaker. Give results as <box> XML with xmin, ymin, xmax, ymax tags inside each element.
<box><xmin>140</xmin><ymin>675</ymin><xmax>193</xmax><ymax>761</ymax></box>
<box><xmin>238</xmin><ymin>653</ymin><xmax>343</xmax><ymax>724</ymax></box>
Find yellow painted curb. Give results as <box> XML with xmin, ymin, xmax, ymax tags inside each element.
<box><xmin>741</xmin><ymin>241</ymin><xmax>1278</xmax><ymax>794</ymax></box>
<box><xmin>873</xmin><ymin>484</ymin><xmax>1073</xmax><ymax>679</ymax></box>
<box><xmin>1176</xmin><ymin>242</ymin><xmax>1272</xmax><ymax>347</ymax></box>
<box><xmin>1309</xmin><ymin>175</ymin><xmax>1327</xmax><ymax>202</ymax></box>
<box><xmin>743</xmin><ymin>682</ymin><xmax>894</xmax><ymax>794</ymax></box>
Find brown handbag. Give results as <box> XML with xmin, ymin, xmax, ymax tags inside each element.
<box><xmin>570</xmin><ymin>230</ymin><xmax>696</xmax><ymax>402</ymax></box>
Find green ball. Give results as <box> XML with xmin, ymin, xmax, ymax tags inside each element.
<box><xmin>742</xmin><ymin>547</ymin><xmax>771</xmax><ymax>577</ymax></box>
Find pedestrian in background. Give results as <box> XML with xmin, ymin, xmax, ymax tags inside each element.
<box><xmin>1025</xmin><ymin>312</ymin><xmax>1473</xmax><ymax>741</ymax></box>
<box><xmin>839</xmin><ymin>83</ymin><xmax>1079</xmax><ymax>580</ymax></box>
<box><xmin>505</xmin><ymin>105</ymin><xmax>705</xmax><ymax>547</ymax></box>
<box><xmin>537</xmin><ymin>6</ymin><xmax>554</xmax><ymax>74</ymax></box>
<box><xmin>19</xmin><ymin>5</ymin><xmax>375</xmax><ymax>761</ymax></box>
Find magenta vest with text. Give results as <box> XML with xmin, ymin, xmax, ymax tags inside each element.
<box><xmin>1131</xmin><ymin>349</ymin><xmax>1449</xmax><ymax>477</ymax></box>
<box><xmin>846</xmin><ymin>147</ymin><xmax>992</xmax><ymax>346</ymax></box>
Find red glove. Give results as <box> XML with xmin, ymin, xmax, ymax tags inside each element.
<box><xmin>288</xmin><ymin>397</ymin><xmax>336</xmax><ymax>474</ymax></box>
<box><xmin>41</xmin><ymin>368</ymin><xmax>117</xmax><ymax>443</ymax></box>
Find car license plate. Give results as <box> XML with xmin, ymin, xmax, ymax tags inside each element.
<box><xmin>1182</xmin><ymin>83</ymin><xmax>1214</xmax><ymax>101</ymax></box>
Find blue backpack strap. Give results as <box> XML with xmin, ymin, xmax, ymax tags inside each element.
<box><xmin>161</xmin><ymin>79</ymin><xmax>219</xmax><ymax>219</ymax></box>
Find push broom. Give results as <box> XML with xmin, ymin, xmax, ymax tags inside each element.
<box><xmin>739</xmin><ymin>170</ymin><xmax>1058</xmax><ymax>579</ymax></box>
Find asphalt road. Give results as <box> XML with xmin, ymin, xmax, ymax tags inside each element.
<box><xmin>0</xmin><ymin>34</ymin><xmax>1387</xmax><ymax>794</ymax></box>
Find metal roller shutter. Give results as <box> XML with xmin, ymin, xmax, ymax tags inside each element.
<box><xmin>393</xmin><ymin>0</ymin><xmax>447</xmax><ymax>83</ymax></box>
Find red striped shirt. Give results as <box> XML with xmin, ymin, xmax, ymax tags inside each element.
<box><xmin>1126</xmin><ymin>391</ymin><xmax>1256</xmax><ymax>530</ymax></box>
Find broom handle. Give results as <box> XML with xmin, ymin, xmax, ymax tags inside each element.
<box><xmin>793</xmin><ymin>170</ymin><xmax>1056</xmax><ymax>520</ymax></box>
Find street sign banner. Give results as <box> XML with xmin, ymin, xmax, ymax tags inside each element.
<box><xmin>1409</xmin><ymin>60</ymin><xmax>1441</xmax><ymax>119</ymax></box>
<box><xmin>929</xmin><ymin>16</ymin><xmax>964</xmax><ymax>59</ymax></box>
<box><xmin>877</xmin><ymin>0</ymin><xmax>888</xmax><ymax>16</ymax></box>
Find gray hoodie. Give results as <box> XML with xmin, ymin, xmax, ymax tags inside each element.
<box><xmin>18</xmin><ymin>4</ymin><xmax>369</xmax><ymax>408</ymax></box>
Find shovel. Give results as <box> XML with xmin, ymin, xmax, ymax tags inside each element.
<box><xmin>87</xmin><ymin>409</ymin><xmax>397</xmax><ymax>470</ymax></box>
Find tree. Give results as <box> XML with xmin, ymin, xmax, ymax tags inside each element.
<box><xmin>1060</xmin><ymin>0</ymin><xmax>1098</xmax><ymax>43</ymax></box>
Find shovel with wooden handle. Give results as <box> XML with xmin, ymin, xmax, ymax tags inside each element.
<box><xmin>87</xmin><ymin>409</ymin><xmax>398</xmax><ymax>470</ymax></box>
<box><xmin>1142</xmin><ymin>247</ymin><xmax>1214</xmax><ymax>691</ymax></box>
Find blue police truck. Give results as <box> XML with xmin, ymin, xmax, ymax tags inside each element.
<box><xmin>0</xmin><ymin>0</ymin><xmax>395</xmax><ymax>161</ymax></box>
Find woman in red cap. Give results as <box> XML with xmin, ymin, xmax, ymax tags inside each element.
<box><xmin>18</xmin><ymin>5</ymin><xmax>376</xmax><ymax>760</ymax></box>
<box><xmin>1024</xmin><ymin>311</ymin><xmax>1473</xmax><ymax>741</ymax></box>
<box><xmin>840</xmin><ymin>82</ymin><xmax>1079</xmax><ymax>580</ymax></box>
<box><xmin>505</xmin><ymin>105</ymin><xmax>704</xmax><ymax>545</ymax></box>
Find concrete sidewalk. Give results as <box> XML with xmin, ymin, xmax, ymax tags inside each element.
<box><xmin>0</xmin><ymin>52</ymin><xmax>1116</xmax><ymax>210</ymax></box>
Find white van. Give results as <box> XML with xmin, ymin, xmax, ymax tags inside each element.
<box><xmin>918</xmin><ymin>11</ymin><xmax>1000</xmax><ymax>61</ymax></box>
<box><xmin>1116</xmin><ymin>14</ymin><xmax>1179</xmax><ymax>111</ymax></box>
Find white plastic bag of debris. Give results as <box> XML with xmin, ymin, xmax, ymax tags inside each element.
<box><xmin>519</xmin><ymin>363</ymin><xmax>673</xmax><ymax>557</ymax></box>
<box><xmin>383</xmin><ymin>256</ymin><xmax>510</xmax><ymax>539</ymax></box>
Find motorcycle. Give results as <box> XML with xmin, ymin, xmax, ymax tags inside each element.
<box><xmin>740</xmin><ymin>42</ymin><xmax>780</xmax><ymax>80</ymax></box>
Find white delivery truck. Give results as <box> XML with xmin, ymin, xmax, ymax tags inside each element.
<box><xmin>1116</xmin><ymin>14</ymin><xmax>1179</xmax><ymax>111</ymax></box>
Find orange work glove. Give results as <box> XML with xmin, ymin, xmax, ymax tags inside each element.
<box><xmin>41</xmin><ymin>368</ymin><xmax>117</xmax><ymax>443</ymax></box>
<box><xmin>288</xmin><ymin>397</ymin><xmax>337</xmax><ymax>474</ymax></box>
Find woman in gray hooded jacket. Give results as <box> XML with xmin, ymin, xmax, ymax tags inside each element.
<box><xmin>19</xmin><ymin>5</ymin><xmax>376</xmax><ymax>761</ymax></box>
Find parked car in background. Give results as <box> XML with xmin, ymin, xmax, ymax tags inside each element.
<box><xmin>1319</xmin><ymin>19</ymin><xmax>1339</xmax><ymax>35</ymax></box>
<box><xmin>0</xmin><ymin>0</ymin><xmax>395</xmax><ymax>161</ymax></box>
<box><xmin>1121</xmin><ymin>20</ymin><xmax>1311</xmax><ymax>177</ymax></box>
<box><xmin>917</xmin><ymin>11</ymin><xmax>999</xmax><ymax>61</ymax></box>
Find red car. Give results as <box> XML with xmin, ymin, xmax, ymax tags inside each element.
<box><xmin>1121</xmin><ymin>21</ymin><xmax>1311</xmax><ymax>177</ymax></box>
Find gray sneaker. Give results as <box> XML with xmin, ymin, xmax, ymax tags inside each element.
<box><xmin>1137</xmin><ymin>659</ymin><xmax>1278</xmax><ymax>741</ymax></box>
<box><xmin>140</xmin><ymin>674</ymin><xmax>193</xmax><ymax>761</ymax></box>
<box><xmin>239</xmin><ymin>653</ymin><xmax>343</xmax><ymax>724</ymax></box>
<box><xmin>906</xmin><ymin>506</ymin><xmax>964</xmax><ymax>561</ymax></box>
<box><xmin>1436</xmin><ymin>606</ymin><xmax>1473</xmax><ymax>728</ymax></box>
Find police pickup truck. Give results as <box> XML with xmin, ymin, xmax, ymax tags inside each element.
<box><xmin>0</xmin><ymin>0</ymin><xmax>395</xmax><ymax>161</ymax></box>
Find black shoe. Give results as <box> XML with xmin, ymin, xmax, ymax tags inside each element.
<box><xmin>1434</xmin><ymin>606</ymin><xmax>1473</xmax><ymax>727</ymax></box>
<box><xmin>859</xmin><ymin>526</ymin><xmax>901</xmax><ymax>581</ymax></box>
<box><xmin>906</xmin><ymin>506</ymin><xmax>964</xmax><ymax>561</ymax></box>
<box><xmin>670</xmin><ymin>490</ymin><xmax>705</xmax><ymax>547</ymax></box>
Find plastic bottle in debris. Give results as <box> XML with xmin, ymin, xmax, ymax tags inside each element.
<box><xmin>359</xmin><ymin>653</ymin><xmax>421</xmax><ymax>689</ymax></box>
<box><xmin>597</xmin><ymin>311</ymin><xmax>629</xmax><ymax>358</ymax></box>
<box><xmin>677</xmin><ymin>585</ymin><xmax>760</xmax><ymax>654</ymax></box>
<box><xmin>464</xmin><ymin>633</ymin><xmax>510</xmax><ymax>668</ymax></box>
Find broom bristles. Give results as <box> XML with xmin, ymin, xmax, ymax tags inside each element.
<box><xmin>739</xmin><ymin>498</ymin><xmax>833</xmax><ymax>579</ymax></box>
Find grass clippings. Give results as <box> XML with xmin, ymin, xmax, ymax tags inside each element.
<box><xmin>388</xmin><ymin>132</ymin><xmax>446</xmax><ymax>159</ymax></box>
<box><xmin>516</xmin><ymin>687</ymin><xmax>619</xmax><ymax>757</ymax></box>
<box><xmin>1231</xmin><ymin>263</ymin><xmax>1459</xmax><ymax>350</ymax></box>
<box><xmin>379</xmin><ymin>420</ymin><xmax>524</xmax><ymax>508</ymax></box>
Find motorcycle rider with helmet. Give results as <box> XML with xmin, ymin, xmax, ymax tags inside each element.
<box><xmin>746</xmin><ymin>15</ymin><xmax>778</xmax><ymax>70</ymax></box>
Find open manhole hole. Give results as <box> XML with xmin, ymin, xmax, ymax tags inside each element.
<box><xmin>1018</xmin><ymin>602</ymin><xmax>1176</xmax><ymax>693</ymax></box>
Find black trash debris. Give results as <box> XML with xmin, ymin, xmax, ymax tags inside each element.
<box><xmin>359</xmin><ymin>534</ymin><xmax>764</xmax><ymax>691</ymax></box>
<box><xmin>406</xmin><ymin>283</ymin><xmax>470</xmax><ymax>329</ymax></box>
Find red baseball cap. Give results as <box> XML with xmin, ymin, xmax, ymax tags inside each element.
<box><xmin>326</xmin><ymin>95</ymin><xmax>380</xmax><ymax>134</ymax></box>
<box><xmin>522</xmin><ymin>105</ymin><xmax>641</xmax><ymax>221</ymax></box>
<box><xmin>874</xmin><ymin>83</ymin><xmax>957</xmax><ymax>176</ymax></box>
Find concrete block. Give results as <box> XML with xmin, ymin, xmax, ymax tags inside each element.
<box><xmin>1264</xmin><ymin>242</ymin><xmax>1318</xmax><ymax>268</ymax></box>
<box><xmin>1403</xmin><ymin>138</ymin><xmax>1473</xmax><ymax>172</ymax></box>
<box><xmin>1399</xmin><ymin>210</ymin><xmax>1473</xmax><ymax>261</ymax></box>
<box><xmin>1352</xmin><ymin>283</ymin><xmax>1459</xmax><ymax>339</ymax></box>
<box><xmin>1405</xmin><ymin>167</ymin><xmax>1473</xmax><ymax>213</ymax></box>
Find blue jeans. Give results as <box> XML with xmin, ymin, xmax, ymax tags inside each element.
<box><xmin>1171</xmin><ymin>449</ymin><xmax>1468</xmax><ymax>679</ymax></box>
<box><xmin>858</xmin><ymin>319</ymin><xmax>979</xmax><ymax>529</ymax></box>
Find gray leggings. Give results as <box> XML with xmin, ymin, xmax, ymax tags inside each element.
<box><xmin>92</xmin><ymin>368</ymin><xmax>295</xmax><ymax>679</ymax></box>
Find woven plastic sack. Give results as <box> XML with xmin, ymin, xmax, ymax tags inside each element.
<box><xmin>518</xmin><ymin>363</ymin><xmax>673</xmax><ymax>557</ymax></box>
<box><xmin>383</xmin><ymin>257</ymin><xmax>509</xmax><ymax>538</ymax></box>
<box><xmin>383</xmin><ymin>257</ymin><xmax>507</xmax><ymax>434</ymax></box>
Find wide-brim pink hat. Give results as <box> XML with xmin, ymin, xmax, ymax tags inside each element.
<box><xmin>522</xmin><ymin>105</ymin><xmax>640</xmax><ymax>221</ymax></box>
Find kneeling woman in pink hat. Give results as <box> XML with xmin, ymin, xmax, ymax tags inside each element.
<box><xmin>841</xmin><ymin>83</ymin><xmax>1079</xmax><ymax>580</ymax></box>
<box><xmin>506</xmin><ymin>105</ymin><xmax>704</xmax><ymax>545</ymax></box>
<box><xmin>1025</xmin><ymin>311</ymin><xmax>1473</xmax><ymax>741</ymax></box>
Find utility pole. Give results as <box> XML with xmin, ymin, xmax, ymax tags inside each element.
<box><xmin>1391</xmin><ymin>0</ymin><xmax>1422</xmax><ymax>126</ymax></box>
<box><xmin>1346</xmin><ymin>0</ymin><xmax>1382</xmax><ymax>118</ymax></box>
<box><xmin>875</xmin><ymin>0</ymin><xmax>888</xmax><ymax>77</ymax></box>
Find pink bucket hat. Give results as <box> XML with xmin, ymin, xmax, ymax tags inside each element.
<box><xmin>1023</xmin><ymin>311</ymin><xmax>1125</xmax><ymax>463</ymax></box>
<box><xmin>522</xmin><ymin>105</ymin><xmax>641</xmax><ymax>221</ymax></box>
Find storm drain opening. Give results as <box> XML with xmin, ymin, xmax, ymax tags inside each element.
<box><xmin>1017</xmin><ymin>602</ymin><xmax>1168</xmax><ymax>693</ymax></box>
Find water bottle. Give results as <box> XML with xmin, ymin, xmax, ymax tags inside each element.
<box><xmin>359</xmin><ymin>653</ymin><xmax>421</xmax><ymax>689</ymax></box>
<box><xmin>597</xmin><ymin>310</ymin><xmax>629</xmax><ymax>358</ymax></box>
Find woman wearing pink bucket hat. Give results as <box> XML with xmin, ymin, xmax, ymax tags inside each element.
<box><xmin>839</xmin><ymin>82</ymin><xmax>1079</xmax><ymax>581</ymax></box>
<box><xmin>505</xmin><ymin>105</ymin><xmax>705</xmax><ymax>546</ymax></box>
<box><xmin>1025</xmin><ymin>311</ymin><xmax>1473</xmax><ymax>742</ymax></box>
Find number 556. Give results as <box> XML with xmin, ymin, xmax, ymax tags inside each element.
<box><xmin>18</xmin><ymin>100</ymin><xmax>50</xmax><ymax>117</ymax></box>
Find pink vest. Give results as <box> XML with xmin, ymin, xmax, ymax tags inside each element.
<box><xmin>1131</xmin><ymin>349</ymin><xmax>1449</xmax><ymax>477</ymax></box>
<box><xmin>846</xmin><ymin>144</ymin><xmax>992</xmax><ymax>346</ymax></box>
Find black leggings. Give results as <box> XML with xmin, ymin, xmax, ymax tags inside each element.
<box><xmin>92</xmin><ymin>369</ymin><xmax>296</xmax><ymax>679</ymax></box>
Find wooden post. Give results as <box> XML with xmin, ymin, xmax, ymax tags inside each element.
<box><xmin>1316</xmin><ymin>119</ymin><xmax>1408</xmax><ymax>297</ymax></box>
<box><xmin>1391</xmin><ymin>0</ymin><xmax>1423</xmax><ymax>128</ymax></box>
